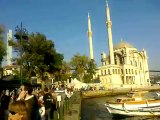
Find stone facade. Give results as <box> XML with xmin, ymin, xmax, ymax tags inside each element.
<box><xmin>98</xmin><ymin>41</ymin><xmax>150</xmax><ymax>89</ymax></box>
<box><xmin>95</xmin><ymin>2</ymin><xmax>150</xmax><ymax>89</ymax></box>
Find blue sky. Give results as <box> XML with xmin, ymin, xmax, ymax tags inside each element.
<box><xmin>0</xmin><ymin>0</ymin><xmax>160</xmax><ymax>70</ymax></box>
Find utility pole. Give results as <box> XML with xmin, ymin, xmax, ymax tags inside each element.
<box><xmin>14</xmin><ymin>22</ymin><xmax>28</xmax><ymax>85</ymax></box>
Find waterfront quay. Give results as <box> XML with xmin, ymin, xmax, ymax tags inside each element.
<box><xmin>81</xmin><ymin>86</ymin><xmax>160</xmax><ymax>99</ymax></box>
<box><xmin>2</xmin><ymin>85</ymin><xmax>160</xmax><ymax>120</ymax></box>
<box><xmin>65</xmin><ymin>86</ymin><xmax>160</xmax><ymax>120</ymax></box>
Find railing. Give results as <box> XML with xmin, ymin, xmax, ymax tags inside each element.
<box><xmin>52</xmin><ymin>91</ymin><xmax>81</xmax><ymax>120</ymax></box>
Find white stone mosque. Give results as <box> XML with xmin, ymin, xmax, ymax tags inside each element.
<box><xmin>87</xmin><ymin>1</ymin><xmax>150</xmax><ymax>89</ymax></box>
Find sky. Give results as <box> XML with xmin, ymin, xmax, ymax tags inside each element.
<box><xmin>0</xmin><ymin>0</ymin><xmax>160</xmax><ymax>70</ymax></box>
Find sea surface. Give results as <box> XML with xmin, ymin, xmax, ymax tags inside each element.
<box><xmin>81</xmin><ymin>91</ymin><xmax>160</xmax><ymax>120</ymax></box>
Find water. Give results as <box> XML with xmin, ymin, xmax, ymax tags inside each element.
<box><xmin>81</xmin><ymin>92</ymin><xmax>160</xmax><ymax>120</ymax></box>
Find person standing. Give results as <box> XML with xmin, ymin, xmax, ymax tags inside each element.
<box><xmin>8</xmin><ymin>100</ymin><xmax>29</xmax><ymax>120</ymax></box>
<box><xmin>43</xmin><ymin>87</ymin><xmax>54</xmax><ymax>120</ymax></box>
<box><xmin>0</xmin><ymin>90</ymin><xmax>10</xmax><ymax>120</ymax></box>
<box><xmin>17</xmin><ymin>83</ymin><xmax>40</xmax><ymax>120</ymax></box>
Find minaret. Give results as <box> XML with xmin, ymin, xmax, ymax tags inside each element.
<box><xmin>106</xmin><ymin>0</ymin><xmax>114</xmax><ymax>64</ymax></box>
<box><xmin>88</xmin><ymin>13</ymin><xmax>94</xmax><ymax>60</ymax></box>
<box><xmin>7</xmin><ymin>30</ymin><xmax>12</xmax><ymax>65</ymax></box>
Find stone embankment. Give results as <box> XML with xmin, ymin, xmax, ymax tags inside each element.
<box><xmin>81</xmin><ymin>86</ymin><xmax>160</xmax><ymax>98</ymax></box>
<box><xmin>64</xmin><ymin>86</ymin><xmax>160</xmax><ymax>120</ymax></box>
<box><xmin>64</xmin><ymin>92</ymin><xmax>81</xmax><ymax>120</ymax></box>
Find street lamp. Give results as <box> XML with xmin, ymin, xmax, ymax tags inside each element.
<box><xmin>14</xmin><ymin>22</ymin><xmax>28</xmax><ymax>85</ymax></box>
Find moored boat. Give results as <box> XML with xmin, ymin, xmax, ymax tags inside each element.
<box><xmin>106</xmin><ymin>105</ymin><xmax>160</xmax><ymax>116</ymax></box>
<box><xmin>105</xmin><ymin>90</ymin><xmax>160</xmax><ymax>116</ymax></box>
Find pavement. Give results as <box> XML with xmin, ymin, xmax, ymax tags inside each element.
<box><xmin>64</xmin><ymin>104</ymin><xmax>81</xmax><ymax>120</ymax></box>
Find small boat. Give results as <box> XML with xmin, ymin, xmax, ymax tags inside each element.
<box><xmin>106</xmin><ymin>105</ymin><xmax>160</xmax><ymax>116</ymax></box>
<box><xmin>105</xmin><ymin>90</ymin><xmax>160</xmax><ymax>116</ymax></box>
<box><xmin>156</xmin><ymin>92</ymin><xmax>160</xmax><ymax>96</ymax></box>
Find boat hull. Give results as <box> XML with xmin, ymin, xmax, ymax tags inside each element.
<box><xmin>106</xmin><ymin>105</ymin><xmax>160</xmax><ymax>116</ymax></box>
<box><xmin>106</xmin><ymin>99</ymin><xmax>160</xmax><ymax>110</ymax></box>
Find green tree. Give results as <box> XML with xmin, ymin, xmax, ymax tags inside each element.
<box><xmin>23</xmin><ymin>33</ymin><xmax>64</xmax><ymax>83</ymax></box>
<box><xmin>9</xmin><ymin>31</ymin><xmax>64</xmax><ymax>85</ymax></box>
<box><xmin>58</xmin><ymin>61</ymin><xmax>71</xmax><ymax>81</ymax></box>
<box><xmin>85</xmin><ymin>59</ymin><xmax>97</xmax><ymax>83</ymax></box>
<box><xmin>8</xmin><ymin>25</ymin><xmax>29</xmax><ymax>82</ymax></box>
<box><xmin>0</xmin><ymin>25</ymin><xmax>6</xmax><ymax>66</ymax></box>
<box><xmin>70</xmin><ymin>53</ymin><xmax>97</xmax><ymax>82</ymax></box>
<box><xmin>70</xmin><ymin>53</ymin><xmax>88</xmax><ymax>82</ymax></box>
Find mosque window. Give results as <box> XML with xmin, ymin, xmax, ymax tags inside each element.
<box><xmin>126</xmin><ymin>76</ymin><xmax>128</xmax><ymax>84</ymax></box>
<box><xmin>135</xmin><ymin>61</ymin><xmax>137</xmax><ymax>67</ymax></box>
<box><xmin>118</xmin><ymin>69</ymin><xmax>120</xmax><ymax>74</ymax></box>
<box><xmin>121</xmin><ymin>69</ymin><xmax>123</xmax><ymax>74</ymax></box>
<box><xmin>133</xmin><ymin>77</ymin><xmax>135</xmax><ymax>84</ymax></box>
<box><xmin>130</xmin><ymin>60</ymin><xmax>132</xmax><ymax>65</ymax></box>
<box><xmin>101</xmin><ymin>70</ymin><xmax>103</xmax><ymax>75</ymax></box>
<box><xmin>126</xmin><ymin>69</ymin><xmax>128</xmax><ymax>74</ymax></box>
<box><xmin>105</xmin><ymin>70</ymin><xmax>107</xmax><ymax>75</ymax></box>
<box><xmin>108</xmin><ymin>69</ymin><xmax>110</xmax><ymax>74</ymax></box>
<box><xmin>132</xmin><ymin>69</ymin><xmax>134</xmax><ymax>74</ymax></box>
<box><xmin>115</xmin><ymin>69</ymin><xmax>117</xmax><ymax>74</ymax></box>
<box><xmin>140</xmin><ymin>62</ymin><xmax>142</xmax><ymax>69</ymax></box>
<box><xmin>113</xmin><ymin>69</ymin><xmax>114</xmax><ymax>74</ymax></box>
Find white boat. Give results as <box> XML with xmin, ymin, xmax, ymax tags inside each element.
<box><xmin>106</xmin><ymin>105</ymin><xmax>160</xmax><ymax>116</ymax></box>
<box><xmin>105</xmin><ymin>90</ymin><xmax>160</xmax><ymax>116</ymax></box>
<box><xmin>156</xmin><ymin>92</ymin><xmax>160</xmax><ymax>96</ymax></box>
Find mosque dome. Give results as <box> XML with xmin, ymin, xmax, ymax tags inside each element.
<box><xmin>113</xmin><ymin>40</ymin><xmax>134</xmax><ymax>50</ymax></box>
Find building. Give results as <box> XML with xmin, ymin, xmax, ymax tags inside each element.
<box><xmin>88</xmin><ymin>1</ymin><xmax>150</xmax><ymax>89</ymax></box>
<box><xmin>7</xmin><ymin>30</ymin><xmax>13</xmax><ymax>66</ymax></box>
<box><xmin>99</xmin><ymin>40</ymin><xmax>150</xmax><ymax>89</ymax></box>
<box><xmin>3</xmin><ymin>65</ymin><xmax>19</xmax><ymax>76</ymax></box>
<box><xmin>2</xmin><ymin>30</ymin><xmax>15</xmax><ymax>77</ymax></box>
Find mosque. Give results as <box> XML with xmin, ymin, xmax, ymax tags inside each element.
<box><xmin>3</xmin><ymin>1</ymin><xmax>151</xmax><ymax>88</ymax></box>
<box><xmin>87</xmin><ymin>1</ymin><xmax>150</xmax><ymax>89</ymax></box>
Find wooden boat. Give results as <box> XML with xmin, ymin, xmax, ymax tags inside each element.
<box><xmin>156</xmin><ymin>92</ymin><xmax>160</xmax><ymax>96</ymax></box>
<box><xmin>106</xmin><ymin>105</ymin><xmax>160</xmax><ymax>116</ymax></box>
<box><xmin>105</xmin><ymin>90</ymin><xmax>160</xmax><ymax>116</ymax></box>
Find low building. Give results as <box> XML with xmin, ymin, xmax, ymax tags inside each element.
<box><xmin>3</xmin><ymin>65</ymin><xmax>19</xmax><ymax>76</ymax></box>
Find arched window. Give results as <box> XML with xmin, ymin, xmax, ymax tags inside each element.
<box><xmin>108</xmin><ymin>69</ymin><xmax>110</xmax><ymax>74</ymax></box>
<box><xmin>140</xmin><ymin>62</ymin><xmax>142</xmax><ymax>69</ymax></box>
<box><xmin>135</xmin><ymin>61</ymin><xmax>137</xmax><ymax>67</ymax></box>
<box><xmin>105</xmin><ymin>70</ymin><xmax>107</xmax><ymax>75</ymax></box>
<box><xmin>101</xmin><ymin>70</ymin><xmax>103</xmax><ymax>75</ymax></box>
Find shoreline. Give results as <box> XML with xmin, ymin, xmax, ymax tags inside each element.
<box><xmin>81</xmin><ymin>86</ymin><xmax>160</xmax><ymax>99</ymax></box>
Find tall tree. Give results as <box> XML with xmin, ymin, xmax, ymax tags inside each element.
<box><xmin>0</xmin><ymin>25</ymin><xmax>6</xmax><ymax>66</ymax></box>
<box><xmin>8</xmin><ymin>24</ymin><xmax>29</xmax><ymax>82</ymax></box>
<box><xmin>58</xmin><ymin>61</ymin><xmax>71</xmax><ymax>81</ymax></box>
<box><xmin>9</xmin><ymin>31</ymin><xmax>64</xmax><ymax>84</ymax></box>
<box><xmin>23</xmin><ymin>33</ymin><xmax>64</xmax><ymax>83</ymax></box>
<box><xmin>70</xmin><ymin>53</ymin><xmax>97</xmax><ymax>82</ymax></box>
<box><xmin>85</xmin><ymin>59</ymin><xmax>97</xmax><ymax>83</ymax></box>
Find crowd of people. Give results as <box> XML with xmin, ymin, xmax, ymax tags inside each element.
<box><xmin>0</xmin><ymin>83</ymin><xmax>74</xmax><ymax>120</ymax></box>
